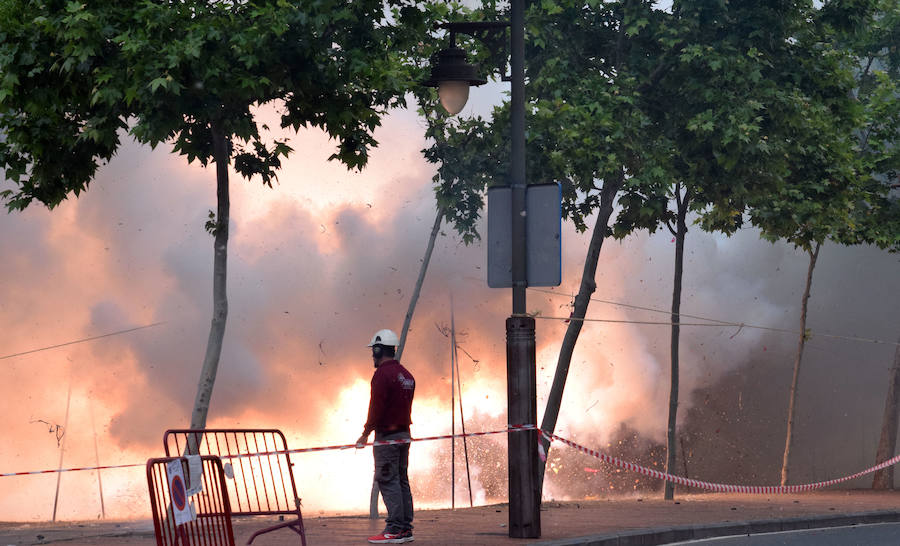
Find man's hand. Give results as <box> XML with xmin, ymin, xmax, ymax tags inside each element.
<box><xmin>355</xmin><ymin>433</ymin><xmax>368</xmax><ymax>449</ymax></box>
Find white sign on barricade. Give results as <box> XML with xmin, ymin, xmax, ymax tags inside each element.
<box><xmin>166</xmin><ymin>459</ymin><xmax>196</xmax><ymax>525</ymax></box>
<box><xmin>185</xmin><ymin>455</ymin><xmax>203</xmax><ymax>496</ymax></box>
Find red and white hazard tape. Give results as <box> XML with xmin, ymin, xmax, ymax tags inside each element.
<box><xmin>540</xmin><ymin>430</ymin><xmax>900</xmax><ymax>494</ymax></box>
<box><xmin>0</xmin><ymin>425</ymin><xmax>533</xmax><ymax>477</ymax></box>
<box><xmin>3</xmin><ymin>424</ymin><xmax>900</xmax><ymax>496</ymax></box>
<box><xmin>0</xmin><ymin>461</ymin><xmax>145</xmax><ymax>477</ymax></box>
<box><xmin>223</xmin><ymin>424</ymin><xmax>537</xmax><ymax>460</ymax></box>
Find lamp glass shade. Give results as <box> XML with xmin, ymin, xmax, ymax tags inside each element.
<box><xmin>438</xmin><ymin>81</ymin><xmax>470</xmax><ymax>115</ymax></box>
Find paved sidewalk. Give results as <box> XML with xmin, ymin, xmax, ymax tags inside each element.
<box><xmin>2</xmin><ymin>491</ymin><xmax>899</xmax><ymax>545</ymax></box>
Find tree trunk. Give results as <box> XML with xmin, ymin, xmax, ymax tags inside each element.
<box><xmin>538</xmin><ymin>169</ymin><xmax>624</xmax><ymax>492</ymax></box>
<box><xmin>664</xmin><ymin>187</ymin><xmax>689</xmax><ymax>501</ymax></box>
<box><xmin>872</xmin><ymin>336</ymin><xmax>900</xmax><ymax>489</ymax></box>
<box><xmin>189</xmin><ymin>122</ymin><xmax>230</xmax><ymax>434</ymax></box>
<box><xmin>397</xmin><ymin>208</ymin><xmax>443</xmax><ymax>361</ymax></box>
<box><xmin>780</xmin><ymin>241</ymin><xmax>821</xmax><ymax>486</ymax></box>
<box><xmin>368</xmin><ymin>482</ymin><xmax>380</xmax><ymax>520</ymax></box>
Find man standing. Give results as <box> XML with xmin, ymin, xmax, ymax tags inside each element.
<box><xmin>356</xmin><ymin>329</ymin><xmax>416</xmax><ymax>544</ymax></box>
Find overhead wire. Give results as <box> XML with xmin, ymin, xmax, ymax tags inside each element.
<box><xmin>0</xmin><ymin>322</ymin><xmax>167</xmax><ymax>361</ymax></box>
<box><xmin>528</xmin><ymin>287</ymin><xmax>900</xmax><ymax>347</ymax></box>
<box><xmin>530</xmin><ymin>287</ymin><xmax>734</xmax><ymax>325</ymax></box>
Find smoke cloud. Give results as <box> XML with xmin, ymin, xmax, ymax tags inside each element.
<box><xmin>1</xmin><ymin>105</ymin><xmax>897</xmax><ymax>521</ymax></box>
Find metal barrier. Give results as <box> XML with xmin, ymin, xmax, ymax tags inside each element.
<box><xmin>147</xmin><ymin>455</ymin><xmax>235</xmax><ymax>546</ymax></box>
<box><xmin>164</xmin><ymin>429</ymin><xmax>306</xmax><ymax>546</ymax></box>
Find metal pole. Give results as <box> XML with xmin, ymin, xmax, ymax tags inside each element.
<box><xmin>450</xmin><ymin>296</ymin><xmax>456</xmax><ymax>510</ymax></box>
<box><xmin>453</xmin><ymin>320</ymin><xmax>475</xmax><ymax>508</ymax></box>
<box><xmin>89</xmin><ymin>399</ymin><xmax>106</xmax><ymax>519</ymax></box>
<box><xmin>510</xmin><ymin>12</ymin><xmax>526</xmax><ymax>315</ymax></box>
<box><xmin>52</xmin><ymin>379</ymin><xmax>72</xmax><ymax>522</ymax></box>
<box><xmin>506</xmin><ymin>0</ymin><xmax>540</xmax><ymax>538</ymax></box>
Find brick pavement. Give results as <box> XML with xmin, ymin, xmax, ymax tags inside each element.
<box><xmin>2</xmin><ymin>490</ymin><xmax>899</xmax><ymax>545</ymax></box>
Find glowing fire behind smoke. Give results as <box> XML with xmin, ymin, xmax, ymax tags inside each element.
<box><xmin>2</xmin><ymin>106</ymin><xmax>897</xmax><ymax>523</ymax></box>
<box><xmin>284</xmin><ymin>365</ymin><xmax>511</xmax><ymax>514</ymax></box>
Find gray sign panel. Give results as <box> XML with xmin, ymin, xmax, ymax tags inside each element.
<box><xmin>487</xmin><ymin>183</ymin><xmax>561</xmax><ymax>288</ymax></box>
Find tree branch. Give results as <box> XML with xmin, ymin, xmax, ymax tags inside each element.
<box><xmin>637</xmin><ymin>41</ymin><xmax>687</xmax><ymax>94</ymax></box>
<box><xmin>666</xmin><ymin>220</ymin><xmax>676</xmax><ymax>236</ymax></box>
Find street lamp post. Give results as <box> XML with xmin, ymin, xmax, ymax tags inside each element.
<box><xmin>424</xmin><ymin>1</ymin><xmax>540</xmax><ymax>538</ymax></box>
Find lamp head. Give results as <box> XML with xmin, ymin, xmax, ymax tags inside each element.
<box><xmin>424</xmin><ymin>46</ymin><xmax>487</xmax><ymax>115</ymax></box>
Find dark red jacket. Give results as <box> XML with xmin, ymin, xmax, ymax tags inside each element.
<box><xmin>364</xmin><ymin>359</ymin><xmax>415</xmax><ymax>434</ymax></box>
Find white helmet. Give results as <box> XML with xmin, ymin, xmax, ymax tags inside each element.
<box><xmin>367</xmin><ymin>329</ymin><xmax>400</xmax><ymax>348</ymax></box>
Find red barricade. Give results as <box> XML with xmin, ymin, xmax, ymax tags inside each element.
<box><xmin>147</xmin><ymin>455</ymin><xmax>235</xmax><ymax>546</ymax></box>
<box><xmin>164</xmin><ymin>429</ymin><xmax>306</xmax><ymax>546</ymax></box>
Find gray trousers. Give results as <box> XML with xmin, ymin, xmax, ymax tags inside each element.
<box><xmin>374</xmin><ymin>431</ymin><xmax>413</xmax><ymax>533</ymax></box>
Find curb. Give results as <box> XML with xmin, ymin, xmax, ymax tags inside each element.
<box><xmin>534</xmin><ymin>510</ymin><xmax>900</xmax><ymax>545</ymax></box>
